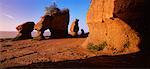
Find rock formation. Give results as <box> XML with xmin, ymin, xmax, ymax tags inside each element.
<box><xmin>13</xmin><ymin>22</ymin><xmax>35</xmax><ymax>40</ymax></box>
<box><xmin>79</xmin><ymin>29</ymin><xmax>89</xmax><ymax>38</ymax></box>
<box><xmin>34</xmin><ymin>9</ymin><xmax>69</xmax><ymax>40</ymax></box>
<box><xmin>82</xmin><ymin>0</ymin><xmax>146</xmax><ymax>55</ymax></box>
<box><xmin>50</xmin><ymin>9</ymin><xmax>70</xmax><ymax>38</ymax></box>
<box><xmin>34</xmin><ymin>15</ymin><xmax>53</xmax><ymax>40</ymax></box>
<box><xmin>70</xmin><ymin>19</ymin><xmax>79</xmax><ymax>37</ymax></box>
<box><xmin>81</xmin><ymin>29</ymin><xmax>85</xmax><ymax>36</ymax></box>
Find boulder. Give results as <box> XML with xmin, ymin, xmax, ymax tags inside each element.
<box><xmin>34</xmin><ymin>9</ymin><xmax>69</xmax><ymax>40</ymax></box>
<box><xmin>14</xmin><ymin>22</ymin><xmax>35</xmax><ymax>40</ymax></box>
<box><xmin>70</xmin><ymin>19</ymin><xmax>79</xmax><ymax>37</ymax></box>
<box><xmin>82</xmin><ymin>0</ymin><xmax>146</xmax><ymax>55</ymax></box>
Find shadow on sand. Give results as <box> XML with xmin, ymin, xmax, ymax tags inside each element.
<box><xmin>8</xmin><ymin>52</ymin><xmax>150</xmax><ymax>68</ymax></box>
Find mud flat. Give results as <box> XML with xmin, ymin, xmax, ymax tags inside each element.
<box><xmin>0</xmin><ymin>38</ymin><xmax>149</xmax><ymax>68</ymax></box>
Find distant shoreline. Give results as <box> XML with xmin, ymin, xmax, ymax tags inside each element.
<box><xmin>0</xmin><ymin>31</ymin><xmax>85</xmax><ymax>39</ymax></box>
<box><xmin>0</xmin><ymin>31</ymin><xmax>50</xmax><ymax>39</ymax></box>
<box><xmin>0</xmin><ymin>31</ymin><xmax>17</xmax><ymax>39</ymax></box>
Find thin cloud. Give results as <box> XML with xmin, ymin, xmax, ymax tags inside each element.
<box><xmin>3</xmin><ymin>13</ymin><xmax>15</xmax><ymax>20</ymax></box>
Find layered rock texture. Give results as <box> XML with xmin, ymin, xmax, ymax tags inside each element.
<box><xmin>34</xmin><ymin>9</ymin><xmax>69</xmax><ymax>40</ymax></box>
<box><xmin>83</xmin><ymin>0</ymin><xmax>146</xmax><ymax>55</ymax></box>
<box><xmin>70</xmin><ymin>19</ymin><xmax>79</xmax><ymax>37</ymax></box>
<box><xmin>14</xmin><ymin>22</ymin><xmax>35</xmax><ymax>40</ymax></box>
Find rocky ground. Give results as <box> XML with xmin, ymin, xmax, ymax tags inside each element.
<box><xmin>0</xmin><ymin>38</ymin><xmax>150</xmax><ymax>68</ymax></box>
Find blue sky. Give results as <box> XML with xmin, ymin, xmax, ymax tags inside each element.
<box><xmin>0</xmin><ymin>0</ymin><xmax>91</xmax><ymax>32</ymax></box>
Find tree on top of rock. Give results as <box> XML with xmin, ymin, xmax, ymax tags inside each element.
<box><xmin>45</xmin><ymin>2</ymin><xmax>60</xmax><ymax>15</ymax></box>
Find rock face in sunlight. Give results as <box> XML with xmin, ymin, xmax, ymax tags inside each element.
<box><xmin>34</xmin><ymin>9</ymin><xmax>69</xmax><ymax>40</ymax></box>
<box><xmin>82</xmin><ymin>0</ymin><xmax>146</xmax><ymax>55</ymax></box>
<box><xmin>70</xmin><ymin>19</ymin><xmax>79</xmax><ymax>37</ymax></box>
<box><xmin>14</xmin><ymin>22</ymin><xmax>35</xmax><ymax>40</ymax></box>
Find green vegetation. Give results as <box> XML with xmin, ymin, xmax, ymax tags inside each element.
<box><xmin>87</xmin><ymin>42</ymin><xmax>107</xmax><ymax>51</ymax></box>
<box><xmin>44</xmin><ymin>2</ymin><xmax>69</xmax><ymax>16</ymax></box>
<box><xmin>124</xmin><ymin>41</ymin><xmax>130</xmax><ymax>48</ymax></box>
<box><xmin>45</xmin><ymin>2</ymin><xmax>60</xmax><ymax>15</ymax></box>
<box><xmin>112</xmin><ymin>52</ymin><xmax>118</xmax><ymax>54</ymax></box>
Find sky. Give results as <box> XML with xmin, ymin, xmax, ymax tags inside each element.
<box><xmin>0</xmin><ymin>0</ymin><xmax>91</xmax><ymax>32</ymax></box>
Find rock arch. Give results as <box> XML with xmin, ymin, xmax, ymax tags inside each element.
<box><xmin>34</xmin><ymin>9</ymin><xmax>69</xmax><ymax>40</ymax></box>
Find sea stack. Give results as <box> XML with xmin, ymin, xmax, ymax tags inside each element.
<box><xmin>34</xmin><ymin>8</ymin><xmax>69</xmax><ymax>40</ymax></box>
<box><xmin>70</xmin><ymin>19</ymin><xmax>79</xmax><ymax>37</ymax></box>
<box><xmin>82</xmin><ymin>0</ymin><xmax>146</xmax><ymax>55</ymax></box>
<box><xmin>14</xmin><ymin>22</ymin><xmax>35</xmax><ymax>40</ymax></box>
